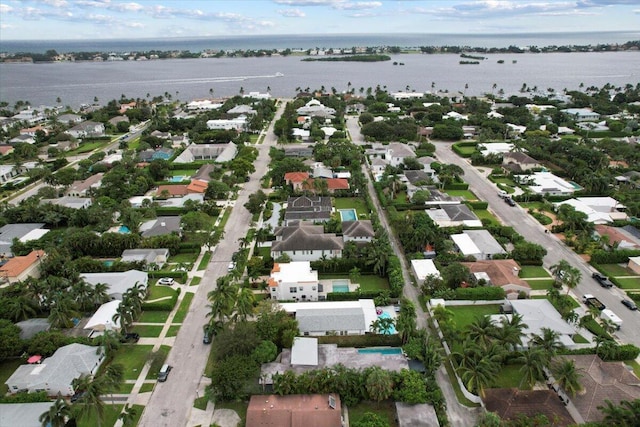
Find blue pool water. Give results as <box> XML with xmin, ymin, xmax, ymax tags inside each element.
<box><xmin>170</xmin><ymin>175</ymin><xmax>188</xmax><ymax>182</ymax></box>
<box><xmin>332</xmin><ymin>279</ymin><xmax>350</xmax><ymax>293</ymax></box>
<box><xmin>103</xmin><ymin>260</ymin><xmax>114</xmax><ymax>267</ymax></box>
<box><xmin>339</xmin><ymin>209</ymin><xmax>357</xmax><ymax>221</ymax></box>
<box><xmin>569</xmin><ymin>181</ymin><xmax>583</xmax><ymax>189</ymax></box>
<box><xmin>118</xmin><ymin>225</ymin><xmax>130</xmax><ymax>234</ymax></box>
<box><xmin>377</xmin><ymin>311</ymin><xmax>397</xmax><ymax>335</ymax></box>
<box><xmin>358</xmin><ymin>347</ymin><xmax>403</xmax><ymax>355</ymax></box>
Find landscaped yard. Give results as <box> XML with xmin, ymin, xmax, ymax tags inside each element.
<box><xmin>190</xmin><ymin>277</ymin><xmax>201</xmax><ymax>287</ymax></box>
<box><xmin>171</xmin><ymin>169</ymin><xmax>198</xmax><ymax>177</ymax></box>
<box><xmin>447</xmin><ymin>304</ymin><xmax>501</xmax><ymax>330</ymax></box>
<box><xmin>473</xmin><ymin>209</ymin><xmax>499</xmax><ymax>225</ymax></box>
<box><xmin>444</xmin><ymin>189</ymin><xmax>477</xmax><ymax>200</ymax></box>
<box><xmin>168</xmin><ymin>252</ymin><xmax>199</xmax><ymax>264</ymax></box>
<box><xmin>112</xmin><ymin>345</ymin><xmax>153</xmax><ymax>380</ymax></box>
<box><xmin>334</xmin><ymin>197</ymin><xmax>369</xmax><ymax>216</ymax></box>
<box><xmin>146</xmin><ymin>284</ymin><xmax>177</xmax><ymax>300</ymax></box>
<box><xmin>65</xmin><ymin>141</ymin><xmax>107</xmax><ymax>156</ymax></box>
<box><xmin>77</xmin><ymin>404</ymin><xmax>124</xmax><ymax>427</ymax></box>
<box><xmin>131</xmin><ymin>324</ymin><xmax>164</xmax><ymax>337</ymax></box>
<box><xmin>615</xmin><ymin>277</ymin><xmax>640</xmax><ymax>289</ymax></box>
<box><xmin>319</xmin><ymin>273</ymin><xmax>390</xmax><ymax>291</ymax></box>
<box><xmin>166</xmin><ymin>325</ymin><xmax>180</xmax><ymax>337</ymax></box>
<box><xmin>139</xmin><ymin>310</ymin><xmax>170</xmax><ymax>323</ymax></box>
<box><xmin>139</xmin><ymin>383</ymin><xmax>155</xmax><ymax>393</ymax></box>
<box><xmin>348</xmin><ymin>400</ymin><xmax>398</xmax><ymax>427</ymax></box>
<box><xmin>491</xmin><ymin>364</ymin><xmax>526</xmax><ymax>389</ymax></box>
<box><xmin>519</xmin><ymin>266</ymin><xmax>551</xmax><ymax>279</ymax></box>
<box><xmin>173</xmin><ymin>293</ymin><xmax>194</xmax><ymax>323</ymax></box>
<box><xmin>198</xmin><ymin>252</ymin><xmax>212</xmax><ymax>270</ymax></box>
<box><xmin>525</xmin><ymin>278</ymin><xmax>556</xmax><ymax>290</ymax></box>
<box><xmin>597</xmin><ymin>264</ymin><xmax>637</xmax><ymax>277</ymax></box>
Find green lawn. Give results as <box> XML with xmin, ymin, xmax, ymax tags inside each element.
<box><xmin>334</xmin><ymin>197</ymin><xmax>369</xmax><ymax>216</ymax></box>
<box><xmin>454</xmin><ymin>145</ymin><xmax>477</xmax><ymax>156</ymax></box>
<box><xmin>173</xmin><ymin>293</ymin><xmax>194</xmax><ymax>323</ymax></box>
<box><xmin>190</xmin><ymin>277</ymin><xmax>201</xmax><ymax>287</ymax></box>
<box><xmin>392</xmin><ymin>191</ymin><xmax>409</xmax><ymax>205</ymax></box>
<box><xmin>491</xmin><ymin>364</ymin><xmax>526</xmax><ymax>389</ymax></box>
<box><xmin>473</xmin><ymin>209</ymin><xmax>499</xmax><ymax>225</ymax></box>
<box><xmin>198</xmin><ymin>251</ymin><xmax>212</xmax><ymax>270</ymax></box>
<box><xmin>108</xmin><ymin>382</ymin><xmax>134</xmax><ymax>394</ymax></box>
<box><xmin>597</xmin><ymin>264</ymin><xmax>636</xmax><ymax>277</ymax></box>
<box><xmin>256</xmin><ymin>246</ymin><xmax>271</xmax><ymax>258</ymax></box>
<box><xmin>171</xmin><ymin>169</ymin><xmax>197</xmax><ymax>177</ymax></box>
<box><xmin>348</xmin><ymin>400</ymin><xmax>398</xmax><ymax>427</ymax></box>
<box><xmin>111</xmin><ymin>345</ymin><xmax>153</xmax><ymax>380</ymax></box>
<box><xmin>168</xmin><ymin>252</ymin><xmax>199</xmax><ymax>264</ymax></box>
<box><xmin>626</xmin><ymin>360</ymin><xmax>640</xmax><ymax>379</ymax></box>
<box><xmin>194</xmin><ymin>396</ymin><xmax>209</xmax><ymax>410</ymax></box>
<box><xmin>65</xmin><ymin>141</ymin><xmax>106</xmax><ymax>156</ymax></box>
<box><xmin>525</xmin><ymin>278</ymin><xmax>556</xmax><ymax>290</ymax></box>
<box><xmin>318</xmin><ymin>273</ymin><xmax>390</xmax><ymax>291</ymax></box>
<box><xmin>131</xmin><ymin>324</ymin><xmax>164</xmax><ymax>337</ymax></box>
<box><xmin>615</xmin><ymin>277</ymin><xmax>640</xmax><ymax>290</ymax></box>
<box><xmin>0</xmin><ymin>359</ymin><xmax>23</xmax><ymax>394</ymax></box>
<box><xmin>139</xmin><ymin>310</ymin><xmax>170</xmax><ymax>323</ymax></box>
<box><xmin>216</xmin><ymin>401</ymin><xmax>248</xmax><ymax>425</ymax></box>
<box><xmin>519</xmin><ymin>266</ymin><xmax>551</xmax><ymax>279</ymax></box>
<box><xmin>147</xmin><ymin>284</ymin><xmax>177</xmax><ymax>300</ymax></box>
<box><xmin>77</xmin><ymin>404</ymin><xmax>123</xmax><ymax>427</ymax></box>
<box><xmin>519</xmin><ymin>202</ymin><xmax>547</xmax><ymax>211</ymax></box>
<box><xmin>146</xmin><ymin>345</ymin><xmax>172</xmax><ymax>381</ymax></box>
<box><xmin>139</xmin><ymin>383</ymin><xmax>155</xmax><ymax>393</ymax></box>
<box><xmin>444</xmin><ymin>189</ymin><xmax>477</xmax><ymax>200</ymax></box>
<box><xmin>166</xmin><ymin>325</ymin><xmax>180</xmax><ymax>337</ymax></box>
<box><xmin>573</xmin><ymin>334</ymin><xmax>589</xmax><ymax>344</ymax></box>
<box><xmin>447</xmin><ymin>305</ymin><xmax>501</xmax><ymax>330</ymax></box>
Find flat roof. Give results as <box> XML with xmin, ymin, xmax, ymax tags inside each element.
<box><xmin>410</xmin><ymin>259</ymin><xmax>441</xmax><ymax>280</ymax></box>
<box><xmin>451</xmin><ymin>233</ymin><xmax>480</xmax><ymax>256</ymax></box>
<box><xmin>291</xmin><ymin>337</ymin><xmax>318</xmax><ymax>366</ymax></box>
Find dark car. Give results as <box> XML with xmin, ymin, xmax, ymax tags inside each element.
<box><xmin>592</xmin><ymin>272</ymin><xmax>614</xmax><ymax>288</ymax></box>
<box><xmin>505</xmin><ymin>198</ymin><xmax>516</xmax><ymax>207</ymax></box>
<box><xmin>120</xmin><ymin>332</ymin><xmax>140</xmax><ymax>343</ymax></box>
<box><xmin>70</xmin><ymin>391</ymin><xmax>86</xmax><ymax>403</ymax></box>
<box><xmin>158</xmin><ymin>364</ymin><xmax>172</xmax><ymax>382</ymax></box>
<box><xmin>621</xmin><ymin>299</ymin><xmax>638</xmax><ymax>311</ymax></box>
<box><xmin>203</xmin><ymin>330</ymin><xmax>212</xmax><ymax>344</ymax></box>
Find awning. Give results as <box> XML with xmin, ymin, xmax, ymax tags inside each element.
<box><xmin>27</xmin><ymin>355</ymin><xmax>42</xmax><ymax>364</ymax></box>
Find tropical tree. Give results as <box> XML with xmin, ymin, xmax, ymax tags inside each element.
<box><xmin>457</xmin><ymin>348</ymin><xmax>500</xmax><ymax>398</ymax></box>
<box><xmin>365</xmin><ymin>367</ymin><xmax>394</xmax><ymax>404</ymax></box>
<box><xmin>118</xmin><ymin>404</ymin><xmax>139</xmax><ymax>426</ymax></box>
<box><xmin>233</xmin><ymin>286</ymin><xmax>256</xmax><ymax>322</ymax></box>
<box><xmin>530</xmin><ymin>327</ymin><xmax>565</xmax><ymax>357</ymax></box>
<box><xmin>517</xmin><ymin>347</ymin><xmax>547</xmax><ymax>389</ymax></box>
<box><xmin>496</xmin><ymin>313</ymin><xmax>528</xmax><ymax>352</ymax></box>
<box><xmin>551</xmin><ymin>358</ymin><xmax>582</xmax><ymax>397</ymax></box>
<box><xmin>466</xmin><ymin>316</ymin><xmax>496</xmax><ymax>350</ymax></box>
<box><xmin>39</xmin><ymin>394</ymin><xmax>71</xmax><ymax>427</ymax></box>
<box><xmin>72</xmin><ymin>375</ymin><xmax>107</xmax><ymax>427</ymax></box>
<box><xmin>598</xmin><ymin>399</ymin><xmax>640</xmax><ymax>426</ymax></box>
<box><xmin>395</xmin><ymin>298</ymin><xmax>417</xmax><ymax>344</ymax></box>
<box><xmin>48</xmin><ymin>296</ymin><xmax>79</xmax><ymax>329</ymax></box>
<box><xmin>112</xmin><ymin>303</ymin><xmax>134</xmax><ymax>334</ymax></box>
<box><xmin>102</xmin><ymin>363</ymin><xmax>124</xmax><ymax>402</ymax></box>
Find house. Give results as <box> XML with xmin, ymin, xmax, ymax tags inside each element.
<box><xmin>9</xmin><ymin>134</ymin><xmax>36</xmax><ymax>145</ymax></box>
<box><xmin>278</xmin><ymin>299</ymin><xmax>377</xmax><ymax>336</ymax></box>
<box><xmin>65</xmin><ymin>173</ymin><xmax>103</xmax><ymax>197</ymax></box>
<box><xmin>81</xmin><ymin>269</ymin><xmax>148</xmax><ymax>300</ymax></box>
<box><xmin>0</xmin><ymin>223</ymin><xmax>48</xmax><ymax>257</ymax></box>
<box><xmin>517</xmin><ymin>172</ymin><xmax>578</xmax><ymax>196</ymax></box>
<box><xmin>227</xmin><ymin>105</ymin><xmax>256</xmax><ymax>115</ymax></box>
<box><xmin>628</xmin><ymin>256</ymin><xmax>640</xmax><ymax>275</ymax></box>
<box><xmin>67</xmin><ymin>121</ymin><xmax>105</xmax><ymax>138</ymax></box>
<box><xmin>271</xmin><ymin>223</ymin><xmax>343</xmax><ymax>262</ymax></box>
<box><xmin>214</xmin><ymin>142</ymin><xmax>238</xmax><ymax>163</ymax></box>
<box><xmin>386</xmin><ymin>142</ymin><xmax>416</xmax><ymax>167</ymax></box>
<box><xmin>283</xmin><ymin>146</ymin><xmax>314</xmax><ymax>157</ymax></box>
<box><xmin>502</xmin><ymin>152</ymin><xmax>541</xmax><ymax>172</ymax></box>
<box><xmin>558</xmin><ymin>354</ymin><xmax>640</xmax><ymax>423</ymax></box>
<box><xmin>451</xmin><ymin>230</ymin><xmax>506</xmax><ymax>260</ymax></box>
<box><xmin>40</xmin><ymin>196</ymin><xmax>92</xmax><ymax>210</ymax></box>
<box><xmin>555</xmin><ymin>197</ymin><xmax>628</xmax><ymax>224</ymax></box>
<box><xmin>118</xmin><ymin>101</ymin><xmax>136</xmax><ymax>114</ymax></box>
<box><xmin>186</xmin><ymin>179</ymin><xmax>208</xmax><ymax>194</ymax></box>
<box><xmin>0</xmin><ymin>144</ymin><xmax>15</xmax><ymax>156</ymax></box>
<box><xmin>108</xmin><ymin>115</ymin><xmax>129</xmax><ymax>127</ymax></box>
<box><xmin>243</xmin><ymin>91</ymin><xmax>271</xmax><ymax>99</ymax></box>
<box><xmin>140</xmin><ymin>216</ymin><xmax>182</xmax><ymax>238</ymax></box>
<box><xmin>392</xmin><ymin>92</ymin><xmax>424</xmax><ymax>100</ymax></box>
<box><xmin>426</xmin><ymin>205</ymin><xmax>482</xmax><ymax>228</ymax></box>
<box><xmin>246</xmin><ymin>394</ymin><xmax>342</xmax><ymax>427</ymax></box>
<box><xmin>156</xmin><ymin>184</ymin><xmax>189</xmax><ymax>198</ymax></box>
<box><xmin>484</xmin><ymin>389</ymin><xmax>574</xmax><ymax>427</ymax></box>
<box><xmin>342</xmin><ymin>220</ymin><xmax>374</xmax><ymax>244</ymax></box>
<box><xmin>462</xmin><ymin>259</ymin><xmax>530</xmax><ymax>298</ymax></box>
<box><xmin>121</xmin><ymin>248</ymin><xmax>169</xmax><ymax>269</ymax></box>
<box><xmin>0</xmin><ymin>402</ymin><xmax>58</xmax><ymax>427</ymax></box>
<box><xmin>84</xmin><ymin>300</ymin><xmax>121</xmax><ymax>335</ymax></box>
<box><xmin>138</xmin><ymin>148</ymin><xmax>173</xmax><ymax>162</ymax></box>
<box><xmin>325</xmin><ymin>178</ymin><xmax>349</xmax><ymax>192</ymax></box>
<box><xmin>479</xmin><ymin>142</ymin><xmax>514</xmax><ymax>155</ymax></box>
<box><xmin>296</xmin><ymin>100</ymin><xmax>336</xmax><ymax>118</ymax></box>
<box><xmin>369</xmin><ymin>157</ymin><xmax>388</xmax><ymax>179</ymax></box>
<box><xmin>12</xmin><ymin>108</ymin><xmax>45</xmax><ymax>124</ymax></box>
<box><xmin>284</xmin><ymin>172</ymin><xmax>310</xmax><ymax>191</ymax></box>
<box><xmin>268</xmin><ymin>262</ymin><xmax>319</xmax><ymax>301</ymax></box>
<box><xmin>284</xmin><ymin>196</ymin><xmax>332</xmax><ymax>225</ymax></box>
<box><xmin>16</xmin><ymin>318</ymin><xmax>50</xmax><ymax>340</ymax></box>
<box><xmin>411</xmin><ymin>259</ymin><xmax>441</xmax><ymax>286</ymax></box>
<box><xmin>5</xmin><ymin>344</ymin><xmax>105</xmax><ymax>396</ymax></box>
<box><xmin>594</xmin><ymin>225</ymin><xmax>640</xmax><ymax>250</ymax></box>
<box><xmin>561</xmin><ymin>108</ymin><xmax>600</xmax><ymax>122</ymax></box>
<box><xmin>0</xmin><ymin>250</ymin><xmax>46</xmax><ymax>284</ymax></box>
<box><xmin>292</xmin><ymin>128</ymin><xmax>311</xmax><ymax>141</ymax></box>
<box><xmin>56</xmin><ymin>113</ymin><xmax>82</xmax><ymax>124</ymax></box>
<box><xmin>206</xmin><ymin>116</ymin><xmax>248</xmax><ymax>131</ymax></box>
<box><xmin>192</xmin><ymin>164</ymin><xmax>214</xmax><ymax>182</ymax></box>
<box><xmin>185</xmin><ymin>99</ymin><xmax>223</xmax><ymax>111</ymax></box>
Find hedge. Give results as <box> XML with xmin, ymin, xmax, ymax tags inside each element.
<box><xmin>148</xmin><ymin>270</ymin><xmax>188</xmax><ymax>282</ymax></box>
<box><xmin>465</xmin><ymin>201</ymin><xmax>489</xmax><ymax>210</ymax></box>
<box><xmin>154</xmin><ymin>207</ymin><xmax>187</xmax><ymax>216</ymax></box>
<box><xmin>454</xmin><ymin>286</ymin><xmax>505</xmax><ymax>300</ymax></box>
<box><xmin>443</xmin><ymin>182</ymin><xmax>469</xmax><ymax>190</ymax></box>
<box><xmin>590</xmin><ymin>249</ymin><xmax>640</xmax><ymax>265</ymax></box>
<box><xmin>0</xmin><ymin>391</ymin><xmax>49</xmax><ymax>403</ymax></box>
<box><xmin>317</xmin><ymin>334</ymin><xmax>402</xmax><ymax>347</ymax></box>
<box><xmin>559</xmin><ymin>344</ymin><xmax>640</xmax><ymax>361</ymax></box>
<box><xmin>326</xmin><ymin>290</ymin><xmax>383</xmax><ymax>301</ymax></box>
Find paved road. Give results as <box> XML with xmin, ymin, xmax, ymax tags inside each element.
<box><xmin>432</xmin><ymin>141</ymin><xmax>640</xmax><ymax>347</ymax></box>
<box><xmin>347</xmin><ymin>117</ymin><xmax>479</xmax><ymax>427</ymax></box>
<box><xmin>138</xmin><ymin>102</ymin><xmax>286</xmax><ymax>427</ymax></box>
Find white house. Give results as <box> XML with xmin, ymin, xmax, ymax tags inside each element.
<box><xmin>278</xmin><ymin>299</ymin><xmax>377</xmax><ymax>336</ymax></box>
<box><xmin>84</xmin><ymin>300</ymin><xmax>121</xmax><ymax>335</ymax></box>
<box><xmin>81</xmin><ymin>269</ymin><xmax>148</xmax><ymax>300</ymax></box>
<box><xmin>628</xmin><ymin>256</ymin><xmax>640</xmax><ymax>275</ymax></box>
<box><xmin>296</xmin><ymin>100</ymin><xmax>336</xmax><ymax>117</ymax></box>
<box><xmin>411</xmin><ymin>259</ymin><xmax>441</xmax><ymax>286</ymax></box>
<box><xmin>392</xmin><ymin>92</ymin><xmax>424</xmax><ymax>100</ymax></box>
<box><xmin>268</xmin><ymin>261</ymin><xmax>319</xmax><ymax>301</ymax></box>
<box><xmin>65</xmin><ymin>173</ymin><xmax>104</xmax><ymax>197</ymax></box>
<box><xmin>518</xmin><ymin>171</ymin><xmax>578</xmax><ymax>196</ymax></box>
<box><xmin>40</xmin><ymin>196</ymin><xmax>92</xmax><ymax>210</ymax></box>
<box><xmin>5</xmin><ymin>344</ymin><xmax>105</xmax><ymax>396</ymax></box>
<box><xmin>561</xmin><ymin>108</ymin><xmax>600</xmax><ymax>122</ymax></box>
<box><xmin>479</xmin><ymin>142</ymin><xmax>514</xmax><ymax>155</ymax></box>
<box><xmin>386</xmin><ymin>142</ymin><xmax>416</xmax><ymax>167</ymax></box>
<box><xmin>206</xmin><ymin>116</ymin><xmax>248</xmax><ymax>131</ymax></box>
<box><xmin>121</xmin><ymin>248</ymin><xmax>169</xmax><ymax>269</ymax></box>
<box><xmin>67</xmin><ymin>121</ymin><xmax>105</xmax><ymax>138</ymax></box>
<box><xmin>554</xmin><ymin>197</ymin><xmax>627</xmax><ymax>224</ymax></box>
<box><xmin>451</xmin><ymin>230</ymin><xmax>506</xmax><ymax>260</ymax></box>
<box><xmin>342</xmin><ymin>220</ymin><xmax>374</xmax><ymax>244</ymax></box>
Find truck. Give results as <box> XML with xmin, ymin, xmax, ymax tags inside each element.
<box><xmin>600</xmin><ymin>309</ymin><xmax>622</xmax><ymax>330</ymax></box>
<box><xmin>592</xmin><ymin>272</ymin><xmax>614</xmax><ymax>288</ymax></box>
<box><xmin>582</xmin><ymin>294</ymin><xmax>606</xmax><ymax>310</ymax></box>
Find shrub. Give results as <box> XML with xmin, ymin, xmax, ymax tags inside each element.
<box><xmin>465</xmin><ymin>201</ymin><xmax>489</xmax><ymax>210</ymax></box>
<box><xmin>443</xmin><ymin>182</ymin><xmax>469</xmax><ymax>190</ymax></box>
<box><xmin>454</xmin><ymin>286</ymin><xmax>505</xmax><ymax>300</ymax></box>
<box><xmin>148</xmin><ymin>270</ymin><xmax>188</xmax><ymax>282</ymax></box>
<box><xmin>0</xmin><ymin>391</ymin><xmax>49</xmax><ymax>403</ymax></box>
<box><xmin>590</xmin><ymin>249</ymin><xmax>640</xmax><ymax>265</ymax></box>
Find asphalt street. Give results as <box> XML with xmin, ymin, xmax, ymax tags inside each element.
<box><xmin>432</xmin><ymin>141</ymin><xmax>640</xmax><ymax>347</ymax></box>
<box><xmin>137</xmin><ymin>102</ymin><xmax>286</xmax><ymax>427</ymax></box>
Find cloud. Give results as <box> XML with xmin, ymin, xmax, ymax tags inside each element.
<box><xmin>277</xmin><ymin>8</ymin><xmax>306</xmax><ymax>17</ymax></box>
<box><xmin>35</xmin><ymin>0</ymin><xmax>69</xmax><ymax>7</ymax></box>
<box><xmin>274</xmin><ymin>0</ymin><xmax>340</xmax><ymax>5</ymax></box>
<box><xmin>333</xmin><ymin>1</ymin><xmax>381</xmax><ymax>10</ymax></box>
<box><xmin>634</xmin><ymin>8</ymin><xmax>640</xmax><ymax>13</ymax></box>
<box><xmin>410</xmin><ymin>1</ymin><xmax>597</xmax><ymax>20</ymax></box>
<box><xmin>0</xmin><ymin>3</ymin><xmax>13</xmax><ymax>13</ymax></box>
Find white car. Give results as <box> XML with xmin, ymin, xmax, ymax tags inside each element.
<box><xmin>157</xmin><ymin>277</ymin><xmax>175</xmax><ymax>286</ymax></box>
<box><xmin>227</xmin><ymin>261</ymin><xmax>236</xmax><ymax>272</ymax></box>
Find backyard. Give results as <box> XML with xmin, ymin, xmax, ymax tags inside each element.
<box><xmin>444</xmin><ymin>189</ymin><xmax>477</xmax><ymax>200</ymax></box>
<box><xmin>446</xmin><ymin>304</ymin><xmax>501</xmax><ymax>330</ymax></box>
<box><xmin>318</xmin><ymin>273</ymin><xmax>390</xmax><ymax>291</ymax></box>
<box><xmin>348</xmin><ymin>400</ymin><xmax>398</xmax><ymax>427</ymax></box>
<box><xmin>334</xmin><ymin>197</ymin><xmax>369</xmax><ymax>217</ymax></box>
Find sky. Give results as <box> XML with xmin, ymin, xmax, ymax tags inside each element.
<box><xmin>0</xmin><ymin>0</ymin><xmax>639</xmax><ymax>41</ymax></box>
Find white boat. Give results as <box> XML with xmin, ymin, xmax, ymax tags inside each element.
<box><xmin>275</xmin><ymin>72</ymin><xmax>284</xmax><ymax>77</ymax></box>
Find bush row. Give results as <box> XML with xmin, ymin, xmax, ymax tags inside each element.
<box><xmin>443</xmin><ymin>182</ymin><xmax>469</xmax><ymax>190</ymax></box>
<box><xmin>465</xmin><ymin>201</ymin><xmax>489</xmax><ymax>210</ymax></box>
<box><xmin>317</xmin><ymin>334</ymin><xmax>402</xmax><ymax>347</ymax></box>
<box><xmin>560</xmin><ymin>343</ymin><xmax>640</xmax><ymax>361</ymax></box>
<box><xmin>326</xmin><ymin>290</ymin><xmax>383</xmax><ymax>301</ymax></box>
<box><xmin>454</xmin><ymin>286</ymin><xmax>506</xmax><ymax>300</ymax></box>
<box><xmin>590</xmin><ymin>249</ymin><xmax>640</xmax><ymax>265</ymax></box>
<box><xmin>148</xmin><ymin>270</ymin><xmax>188</xmax><ymax>282</ymax></box>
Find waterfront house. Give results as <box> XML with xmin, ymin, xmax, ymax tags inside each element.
<box><xmin>561</xmin><ymin>108</ymin><xmax>600</xmax><ymax>122</ymax></box>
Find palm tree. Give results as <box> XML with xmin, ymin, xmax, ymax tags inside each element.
<box><xmin>497</xmin><ymin>313</ymin><xmax>528</xmax><ymax>352</ymax></box>
<box><xmin>118</xmin><ymin>404</ymin><xmax>139</xmax><ymax>426</ymax></box>
<box><xmin>552</xmin><ymin>358</ymin><xmax>582</xmax><ymax>397</ymax></box>
<box><xmin>5</xmin><ymin>294</ymin><xmax>37</xmax><ymax>322</ymax></box>
<box><xmin>102</xmin><ymin>363</ymin><xmax>124</xmax><ymax>403</ymax></box>
<box><xmin>530</xmin><ymin>327</ymin><xmax>565</xmax><ymax>358</ymax></box>
<box><xmin>233</xmin><ymin>286</ymin><xmax>255</xmax><ymax>322</ymax></box>
<box><xmin>72</xmin><ymin>375</ymin><xmax>107</xmax><ymax>427</ymax></box>
<box><xmin>370</xmin><ymin>317</ymin><xmax>395</xmax><ymax>334</ymax></box>
<box><xmin>112</xmin><ymin>303</ymin><xmax>134</xmax><ymax>333</ymax></box>
<box><xmin>39</xmin><ymin>394</ymin><xmax>71</xmax><ymax>427</ymax></box>
<box><xmin>517</xmin><ymin>347</ymin><xmax>547</xmax><ymax>389</ymax></box>
<box><xmin>395</xmin><ymin>298</ymin><xmax>417</xmax><ymax>344</ymax></box>
<box><xmin>48</xmin><ymin>296</ymin><xmax>79</xmax><ymax>329</ymax></box>
<box><xmin>457</xmin><ymin>351</ymin><xmax>499</xmax><ymax>398</ymax></box>
<box><xmin>466</xmin><ymin>316</ymin><xmax>496</xmax><ymax>350</ymax></box>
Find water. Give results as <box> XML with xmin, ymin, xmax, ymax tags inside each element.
<box><xmin>376</xmin><ymin>311</ymin><xmax>397</xmax><ymax>335</ymax></box>
<box><xmin>332</xmin><ymin>279</ymin><xmax>350</xmax><ymax>293</ymax></box>
<box><xmin>358</xmin><ymin>347</ymin><xmax>403</xmax><ymax>355</ymax></box>
<box><xmin>1</xmin><ymin>51</ymin><xmax>638</xmax><ymax>108</ymax></box>
<box><xmin>118</xmin><ymin>225</ymin><xmax>130</xmax><ymax>234</ymax></box>
<box><xmin>339</xmin><ymin>209</ymin><xmax>357</xmax><ymax>222</ymax></box>
<box><xmin>170</xmin><ymin>176</ymin><xmax>188</xmax><ymax>183</ymax></box>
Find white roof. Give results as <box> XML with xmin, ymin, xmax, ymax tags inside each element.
<box><xmin>463</xmin><ymin>230</ymin><xmax>506</xmax><ymax>256</ymax></box>
<box><xmin>81</xmin><ymin>270</ymin><xmax>148</xmax><ymax>298</ymax></box>
<box><xmin>291</xmin><ymin>337</ymin><xmax>318</xmax><ymax>366</ymax></box>
<box><xmin>555</xmin><ymin>198</ymin><xmax>623</xmax><ymax>224</ymax></box>
<box><xmin>0</xmin><ymin>402</ymin><xmax>53</xmax><ymax>427</ymax></box>
<box><xmin>451</xmin><ymin>233</ymin><xmax>481</xmax><ymax>256</ymax></box>
<box><xmin>272</xmin><ymin>261</ymin><xmax>317</xmax><ymax>284</ymax></box>
<box><xmin>479</xmin><ymin>142</ymin><xmax>514</xmax><ymax>154</ymax></box>
<box><xmin>411</xmin><ymin>259</ymin><xmax>441</xmax><ymax>280</ymax></box>
<box><xmin>523</xmin><ymin>171</ymin><xmax>577</xmax><ymax>194</ymax></box>
<box><xmin>85</xmin><ymin>300</ymin><xmax>121</xmax><ymax>331</ymax></box>
<box><xmin>19</xmin><ymin>228</ymin><xmax>49</xmax><ymax>242</ymax></box>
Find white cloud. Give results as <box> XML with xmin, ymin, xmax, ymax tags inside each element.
<box><xmin>0</xmin><ymin>3</ymin><xmax>14</xmax><ymax>13</ymax></box>
<box><xmin>37</xmin><ymin>0</ymin><xmax>69</xmax><ymax>7</ymax></box>
<box><xmin>333</xmin><ymin>1</ymin><xmax>381</xmax><ymax>10</ymax></box>
<box><xmin>278</xmin><ymin>8</ymin><xmax>306</xmax><ymax>17</ymax></box>
<box><xmin>274</xmin><ymin>0</ymin><xmax>341</xmax><ymax>5</ymax></box>
<box><xmin>634</xmin><ymin>8</ymin><xmax>640</xmax><ymax>13</ymax></box>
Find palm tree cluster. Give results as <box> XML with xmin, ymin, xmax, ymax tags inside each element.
<box><xmin>111</xmin><ymin>282</ymin><xmax>145</xmax><ymax>333</ymax></box>
<box><xmin>206</xmin><ymin>275</ymin><xmax>256</xmax><ymax>332</ymax></box>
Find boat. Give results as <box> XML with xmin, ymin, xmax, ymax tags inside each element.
<box><xmin>275</xmin><ymin>72</ymin><xmax>284</xmax><ymax>77</ymax></box>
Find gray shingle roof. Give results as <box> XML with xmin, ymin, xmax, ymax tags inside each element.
<box><xmin>441</xmin><ymin>204</ymin><xmax>479</xmax><ymax>221</ymax></box>
<box><xmin>285</xmin><ymin>196</ymin><xmax>332</xmax><ymax>223</ymax></box>
<box><xmin>342</xmin><ymin>220</ymin><xmax>374</xmax><ymax>239</ymax></box>
<box><xmin>140</xmin><ymin>216</ymin><xmax>181</xmax><ymax>237</ymax></box>
<box><xmin>0</xmin><ymin>223</ymin><xmax>46</xmax><ymax>256</ymax></box>
<box><xmin>296</xmin><ymin>307</ymin><xmax>365</xmax><ymax>333</ymax></box>
<box><xmin>272</xmin><ymin>225</ymin><xmax>343</xmax><ymax>252</ymax></box>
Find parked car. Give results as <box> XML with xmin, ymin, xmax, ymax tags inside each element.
<box><xmin>158</xmin><ymin>364</ymin><xmax>172</xmax><ymax>382</ymax></box>
<box><xmin>203</xmin><ymin>326</ymin><xmax>214</xmax><ymax>344</ymax></box>
<box><xmin>120</xmin><ymin>332</ymin><xmax>140</xmax><ymax>343</ymax></box>
<box><xmin>621</xmin><ymin>299</ymin><xmax>638</xmax><ymax>311</ymax></box>
<box><xmin>592</xmin><ymin>272</ymin><xmax>614</xmax><ymax>288</ymax></box>
<box><xmin>505</xmin><ymin>197</ymin><xmax>516</xmax><ymax>207</ymax></box>
<box><xmin>227</xmin><ymin>261</ymin><xmax>236</xmax><ymax>272</ymax></box>
<box><xmin>157</xmin><ymin>277</ymin><xmax>175</xmax><ymax>286</ymax></box>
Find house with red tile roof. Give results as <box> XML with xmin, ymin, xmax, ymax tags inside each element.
<box><xmin>0</xmin><ymin>250</ymin><xmax>46</xmax><ymax>284</ymax></box>
<box><xmin>246</xmin><ymin>394</ymin><xmax>341</xmax><ymax>427</ymax></box>
<box><xmin>0</xmin><ymin>145</ymin><xmax>14</xmax><ymax>156</ymax></box>
<box><xmin>284</xmin><ymin>172</ymin><xmax>310</xmax><ymax>191</ymax></box>
<box><xmin>156</xmin><ymin>184</ymin><xmax>189</xmax><ymax>198</ymax></box>
<box><xmin>186</xmin><ymin>179</ymin><xmax>208</xmax><ymax>194</ymax></box>
<box><xmin>326</xmin><ymin>178</ymin><xmax>349</xmax><ymax>192</ymax></box>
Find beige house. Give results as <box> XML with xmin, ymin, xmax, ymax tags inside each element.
<box><xmin>0</xmin><ymin>250</ymin><xmax>45</xmax><ymax>284</ymax></box>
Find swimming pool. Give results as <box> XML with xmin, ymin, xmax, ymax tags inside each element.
<box><xmin>103</xmin><ymin>260</ymin><xmax>115</xmax><ymax>267</ymax></box>
<box><xmin>339</xmin><ymin>209</ymin><xmax>357</xmax><ymax>221</ymax></box>
<box><xmin>377</xmin><ymin>311</ymin><xmax>397</xmax><ymax>335</ymax></box>
<box><xmin>118</xmin><ymin>225</ymin><xmax>130</xmax><ymax>234</ymax></box>
<box><xmin>170</xmin><ymin>175</ymin><xmax>188</xmax><ymax>182</ymax></box>
<box><xmin>332</xmin><ymin>279</ymin><xmax>350</xmax><ymax>293</ymax></box>
<box><xmin>358</xmin><ymin>347</ymin><xmax>403</xmax><ymax>355</ymax></box>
